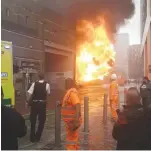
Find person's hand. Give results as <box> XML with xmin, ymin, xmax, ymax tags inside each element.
<box><xmin>25</xmin><ymin>100</ymin><xmax>31</xmax><ymax>108</ymax></box>
<box><xmin>57</xmin><ymin>102</ymin><xmax>62</xmax><ymax>107</ymax></box>
<box><xmin>117</xmin><ymin>111</ymin><xmax>128</xmax><ymax>124</ymax></box>
<box><xmin>73</xmin><ymin>119</ymin><xmax>81</xmax><ymax>130</ymax></box>
<box><xmin>67</xmin><ymin>119</ymin><xmax>81</xmax><ymax>131</ymax></box>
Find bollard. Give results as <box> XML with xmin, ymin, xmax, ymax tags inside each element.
<box><xmin>55</xmin><ymin>101</ymin><xmax>61</xmax><ymax>147</ymax></box>
<box><xmin>84</xmin><ymin>96</ymin><xmax>89</xmax><ymax>133</ymax></box>
<box><xmin>103</xmin><ymin>94</ymin><xmax>108</xmax><ymax>124</ymax></box>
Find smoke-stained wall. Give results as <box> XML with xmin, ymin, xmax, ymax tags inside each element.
<box><xmin>1</xmin><ymin>0</ymin><xmax>75</xmax><ymax>114</ymax></box>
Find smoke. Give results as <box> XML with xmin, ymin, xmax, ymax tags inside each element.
<box><xmin>68</xmin><ymin>0</ymin><xmax>135</xmax><ymax>44</ymax></box>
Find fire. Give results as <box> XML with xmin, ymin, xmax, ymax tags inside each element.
<box><xmin>76</xmin><ymin>20</ymin><xmax>116</xmax><ymax>83</ymax></box>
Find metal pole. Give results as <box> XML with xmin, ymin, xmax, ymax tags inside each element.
<box><xmin>55</xmin><ymin>101</ymin><xmax>61</xmax><ymax>147</ymax></box>
<box><xmin>103</xmin><ymin>94</ymin><xmax>108</xmax><ymax>124</ymax></box>
<box><xmin>84</xmin><ymin>96</ymin><xmax>89</xmax><ymax>133</ymax></box>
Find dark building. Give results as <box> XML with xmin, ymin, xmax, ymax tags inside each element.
<box><xmin>1</xmin><ymin>0</ymin><xmax>75</xmax><ymax>114</ymax></box>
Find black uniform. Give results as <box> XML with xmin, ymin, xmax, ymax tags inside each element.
<box><xmin>112</xmin><ymin>104</ymin><xmax>148</xmax><ymax>150</ymax></box>
<box><xmin>140</xmin><ymin>81</ymin><xmax>151</xmax><ymax>109</ymax></box>
<box><xmin>30</xmin><ymin>81</ymin><xmax>47</xmax><ymax>142</ymax></box>
<box><xmin>1</xmin><ymin>105</ymin><xmax>27</xmax><ymax>150</ymax></box>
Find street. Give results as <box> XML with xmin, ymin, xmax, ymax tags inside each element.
<box><xmin>1</xmin><ymin>0</ymin><xmax>151</xmax><ymax>150</ymax></box>
<box><xmin>78</xmin><ymin>85</ymin><xmax>124</xmax><ymax>150</ymax></box>
<box><xmin>19</xmin><ymin>85</ymin><xmax>124</xmax><ymax>150</ymax></box>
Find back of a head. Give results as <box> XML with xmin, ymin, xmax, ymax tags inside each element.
<box><xmin>38</xmin><ymin>73</ymin><xmax>44</xmax><ymax>80</ymax></box>
<box><xmin>65</xmin><ymin>78</ymin><xmax>74</xmax><ymax>90</ymax></box>
<box><xmin>126</xmin><ymin>87</ymin><xmax>141</xmax><ymax>106</ymax></box>
<box><xmin>143</xmin><ymin>76</ymin><xmax>149</xmax><ymax>83</ymax></box>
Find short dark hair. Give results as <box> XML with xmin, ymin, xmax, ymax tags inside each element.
<box><xmin>126</xmin><ymin>87</ymin><xmax>141</xmax><ymax>105</ymax></box>
<box><xmin>38</xmin><ymin>73</ymin><xmax>44</xmax><ymax>80</ymax></box>
<box><xmin>143</xmin><ymin>76</ymin><xmax>149</xmax><ymax>81</ymax></box>
<box><xmin>65</xmin><ymin>78</ymin><xmax>74</xmax><ymax>89</ymax></box>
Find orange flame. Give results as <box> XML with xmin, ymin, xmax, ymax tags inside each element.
<box><xmin>76</xmin><ymin>20</ymin><xmax>115</xmax><ymax>83</ymax></box>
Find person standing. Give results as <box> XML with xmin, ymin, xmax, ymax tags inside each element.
<box><xmin>27</xmin><ymin>73</ymin><xmax>50</xmax><ymax>142</ymax></box>
<box><xmin>112</xmin><ymin>87</ymin><xmax>148</xmax><ymax>150</ymax></box>
<box><xmin>140</xmin><ymin>76</ymin><xmax>151</xmax><ymax>109</ymax></box>
<box><xmin>61</xmin><ymin>78</ymin><xmax>82</xmax><ymax>150</ymax></box>
<box><xmin>1</xmin><ymin>87</ymin><xmax>27</xmax><ymax>150</ymax></box>
<box><xmin>140</xmin><ymin>76</ymin><xmax>151</xmax><ymax>149</ymax></box>
<box><xmin>109</xmin><ymin>74</ymin><xmax>119</xmax><ymax>121</ymax></box>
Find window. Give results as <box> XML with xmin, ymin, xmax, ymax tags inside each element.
<box><xmin>25</xmin><ymin>16</ymin><xmax>29</xmax><ymax>24</ymax></box>
<box><xmin>6</xmin><ymin>8</ymin><xmax>10</xmax><ymax>17</ymax></box>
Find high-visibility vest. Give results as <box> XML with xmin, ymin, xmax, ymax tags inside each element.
<box><xmin>61</xmin><ymin>88</ymin><xmax>80</xmax><ymax>122</ymax></box>
<box><xmin>110</xmin><ymin>81</ymin><xmax>119</xmax><ymax>99</ymax></box>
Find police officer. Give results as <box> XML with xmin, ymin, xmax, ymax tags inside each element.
<box><xmin>27</xmin><ymin>73</ymin><xmax>50</xmax><ymax>142</ymax></box>
<box><xmin>140</xmin><ymin>76</ymin><xmax>151</xmax><ymax>109</ymax></box>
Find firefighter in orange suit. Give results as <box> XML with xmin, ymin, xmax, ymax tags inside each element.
<box><xmin>61</xmin><ymin>78</ymin><xmax>82</xmax><ymax>150</ymax></box>
<box><xmin>109</xmin><ymin>74</ymin><xmax>119</xmax><ymax>121</ymax></box>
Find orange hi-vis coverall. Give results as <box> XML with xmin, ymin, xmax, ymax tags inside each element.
<box><xmin>61</xmin><ymin>88</ymin><xmax>82</xmax><ymax>150</ymax></box>
<box><xmin>109</xmin><ymin>80</ymin><xmax>119</xmax><ymax>121</ymax></box>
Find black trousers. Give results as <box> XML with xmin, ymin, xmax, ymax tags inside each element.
<box><xmin>30</xmin><ymin>102</ymin><xmax>46</xmax><ymax>141</ymax></box>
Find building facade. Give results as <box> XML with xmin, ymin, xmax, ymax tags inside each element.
<box><xmin>1</xmin><ymin>0</ymin><xmax>75</xmax><ymax>114</ymax></box>
<box><xmin>114</xmin><ymin>33</ymin><xmax>130</xmax><ymax>78</ymax></box>
<box><xmin>140</xmin><ymin>0</ymin><xmax>151</xmax><ymax>79</ymax></box>
<box><xmin>128</xmin><ymin>45</ymin><xmax>142</xmax><ymax>79</ymax></box>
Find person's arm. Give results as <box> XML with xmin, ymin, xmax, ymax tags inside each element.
<box><xmin>75</xmin><ymin>104</ymin><xmax>81</xmax><ymax>120</ymax></box>
<box><xmin>70</xmin><ymin>92</ymin><xmax>81</xmax><ymax>120</ymax></box>
<box><xmin>46</xmin><ymin>83</ymin><xmax>50</xmax><ymax>96</ymax></box>
<box><xmin>10</xmin><ymin>108</ymin><xmax>27</xmax><ymax>138</ymax></box>
<box><xmin>109</xmin><ymin>83</ymin><xmax>113</xmax><ymax>100</ymax></box>
<box><xmin>27</xmin><ymin>83</ymin><xmax>35</xmax><ymax>103</ymax></box>
<box><xmin>16</xmin><ymin>111</ymin><xmax>27</xmax><ymax>138</ymax></box>
<box><xmin>112</xmin><ymin>121</ymin><xmax>129</xmax><ymax>141</ymax></box>
<box><xmin>112</xmin><ymin>122</ymin><xmax>119</xmax><ymax>140</ymax></box>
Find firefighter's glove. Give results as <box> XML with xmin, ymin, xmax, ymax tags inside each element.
<box><xmin>68</xmin><ymin>119</ymin><xmax>80</xmax><ymax>131</ymax></box>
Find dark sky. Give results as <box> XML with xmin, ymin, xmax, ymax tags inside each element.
<box><xmin>33</xmin><ymin>0</ymin><xmax>86</xmax><ymax>15</ymax></box>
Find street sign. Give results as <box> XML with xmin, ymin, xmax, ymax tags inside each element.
<box><xmin>21</xmin><ymin>60</ymin><xmax>41</xmax><ymax>71</ymax></box>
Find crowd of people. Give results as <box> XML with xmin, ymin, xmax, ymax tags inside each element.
<box><xmin>1</xmin><ymin>73</ymin><xmax>151</xmax><ymax>150</ymax></box>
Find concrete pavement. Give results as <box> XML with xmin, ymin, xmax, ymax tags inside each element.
<box><xmin>42</xmin><ymin>85</ymin><xmax>124</xmax><ymax>150</ymax></box>
<box><xmin>19</xmin><ymin>85</ymin><xmax>124</xmax><ymax>150</ymax></box>
<box><xmin>18</xmin><ymin>110</ymin><xmax>59</xmax><ymax>150</ymax></box>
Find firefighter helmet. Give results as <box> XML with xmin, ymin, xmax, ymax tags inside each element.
<box><xmin>111</xmin><ymin>74</ymin><xmax>117</xmax><ymax>80</ymax></box>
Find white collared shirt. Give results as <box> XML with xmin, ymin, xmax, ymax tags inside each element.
<box><xmin>28</xmin><ymin>80</ymin><xmax>50</xmax><ymax>95</ymax></box>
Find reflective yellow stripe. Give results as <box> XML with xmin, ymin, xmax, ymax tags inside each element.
<box><xmin>65</xmin><ymin>141</ymin><xmax>80</xmax><ymax>145</ymax></box>
<box><xmin>62</xmin><ymin>114</ymin><xmax>76</xmax><ymax>118</ymax></box>
<box><xmin>62</xmin><ymin>106</ymin><xmax>76</xmax><ymax>110</ymax></box>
